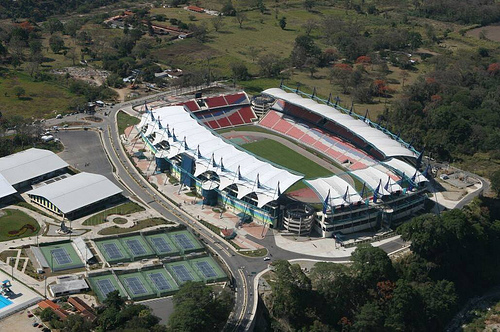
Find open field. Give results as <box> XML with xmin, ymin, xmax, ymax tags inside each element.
<box><xmin>0</xmin><ymin>70</ymin><xmax>76</xmax><ymax>119</ymax></box>
<box><xmin>0</xmin><ymin>209</ymin><xmax>40</xmax><ymax>242</ymax></box>
<box><xmin>117</xmin><ymin>110</ymin><xmax>140</xmax><ymax>134</ymax></box>
<box><xmin>82</xmin><ymin>201</ymin><xmax>145</xmax><ymax>226</ymax></box>
<box><xmin>240</xmin><ymin>139</ymin><xmax>332</xmax><ymax>179</ymax></box>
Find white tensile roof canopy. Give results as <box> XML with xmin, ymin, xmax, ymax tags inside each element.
<box><xmin>262</xmin><ymin>88</ymin><xmax>416</xmax><ymax>159</ymax></box>
<box><xmin>306</xmin><ymin>175</ymin><xmax>362</xmax><ymax>207</ymax></box>
<box><xmin>138</xmin><ymin>106</ymin><xmax>304</xmax><ymax>208</ymax></box>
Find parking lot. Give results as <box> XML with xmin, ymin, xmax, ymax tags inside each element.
<box><xmin>56</xmin><ymin>130</ymin><xmax>127</xmax><ymax>193</ymax></box>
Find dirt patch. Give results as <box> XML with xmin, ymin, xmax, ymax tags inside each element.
<box><xmin>51</xmin><ymin>66</ymin><xmax>110</xmax><ymax>86</ymax></box>
<box><xmin>82</xmin><ymin>116</ymin><xmax>103</xmax><ymax>122</ymax></box>
<box><xmin>467</xmin><ymin>24</ymin><xmax>500</xmax><ymax>42</ymax></box>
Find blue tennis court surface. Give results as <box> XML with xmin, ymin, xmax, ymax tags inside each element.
<box><xmin>172</xmin><ymin>265</ymin><xmax>194</xmax><ymax>282</ymax></box>
<box><xmin>126</xmin><ymin>239</ymin><xmax>147</xmax><ymax>256</ymax></box>
<box><xmin>96</xmin><ymin>279</ymin><xmax>117</xmax><ymax>297</ymax></box>
<box><xmin>103</xmin><ymin>243</ymin><xmax>124</xmax><ymax>259</ymax></box>
<box><xmin>50</xmin><ymin>248</ymin><xmax>72</xmax><ymax>265</ymax></box>
<box><xmin>173</xmin><ymin>234</ymin><xmax>195</xmax><ymax>249</ymax></box>
<box><xmin>151</xmin><ymin>237</ymin><xmax>172</xmax><ymax>253</ymax></box>
<box><xmin>195</xmin><ymin>261</ymin><xmax>217</xmax><ymax>278</ymax></box>
<box><xmin>148</xmin><ymin>273</ymin><xmax>172</xmax><ymax>291</ymax></box>
<box><xmin>124</xmin><ymin>277</ymin><xmax>147</xmax><ymax>295</ymax></box>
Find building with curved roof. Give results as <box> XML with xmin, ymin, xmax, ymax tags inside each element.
<box><xmin>137</xmin><ymin>105</ymin><xmax>303</xmax><ymax>225</ymax></box>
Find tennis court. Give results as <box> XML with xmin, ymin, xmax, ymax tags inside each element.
<box><xmin>166</xmin><ymin>261</ymin><xmax>202</xmax><ymax>284</ymax></box>
<box><xmin>121</xmin><ymin>235</ymin><xmax>154</xmax><ymax>259</ymax></box>
<box><xmin>38</xmin><ymin>242</ymin><xmax>84</xmax><ymax>272</ymax></box>
<box><xmin>142</xmin><ymin>268</ymin><xmax>179</xmax><ymax>295</ymax></box>
<box><xmin>190</xmin><ymin>257</ymin><xmax>227</xmax><ymax>282</ymax></box>
<box><xmin>95</xmin><ymin>239</ymin><xmax>131</xmax><ymax>263</ymax></box>
<box><xmin>88</xmin><ymin>274</ymin><xmax>127</xmax><ymax>301</ymax></box>
<box><xmin>169</xmin><ymin>230</ymin><xmax>203</xmax><ymax>252</ymax></box>
<box><xmin>145</xmin><ymin>233</ymin><xmax>180</xmax><ymax>257</ymax></box>
<box><xmin>118</xmin><ymin>272</ymin><xmax>155</xmax><ymax>300</ymax></box>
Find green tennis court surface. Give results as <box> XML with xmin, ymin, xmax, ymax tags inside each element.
<box><xmin>117</xmin><ymin>272</ymin><xmax>155</xmax><ymax>300</ymax></box>
<box><xmin>165</xmin><ymin>261</ymin><xmax>202</xmax><ymax>284</ymax></box>
<box><xmin>88</xmin><ymin>274</ymin><xmax>127</xmax><ymax>302</ymax></box>
<box><xmin>39</xmin><ymin>242</ymin><xmax>84</xmax><ymax>272</ymax></box>
<box><xmin>145</xmin><ymin>233</ymin><xmax>180</xmax><ymax>256</ymax></box>
<box><xmin>190</xmin><ymin>256</ymin><xmax>227</xmax><ymax>282</ymax></box>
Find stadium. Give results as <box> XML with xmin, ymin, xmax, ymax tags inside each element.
<box><xmin>133</xmin><ymin>85</ymin><xmax>429</xmax><ymax>237</ymax></box>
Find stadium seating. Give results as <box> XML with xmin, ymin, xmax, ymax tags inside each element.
<box><xmin>183</xmin><ymin>100</ymin><xmax>200</xmax><ymax>112</ymax></box>
<box><xmin>258</xmin><ymin>110</ymin><xmax>375</xmax><ymax>170</ymax></box>
<box><xmin>205</xmin><ymin>96</ymin><xmax>228</xmax><ymax>108</ymax></box>
<box><xmin>224</xmin><ymin>93</ymin><xmax>248</xmax><ymax>105</ymax></box>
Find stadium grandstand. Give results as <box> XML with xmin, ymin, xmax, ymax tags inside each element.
<box><xmin>135</xmin><ymin>86</ymin><xmax>430</xmax><ymax>236</ymax></box>
<box><xmin>136</xmin><ymin>105</ymin><xmax>303</xmax><ymax>225</ymax></box>
<box><xmin>175</xmin><ymin>92</ymin><xmax>258</xmax><ymax>129</ymax></box>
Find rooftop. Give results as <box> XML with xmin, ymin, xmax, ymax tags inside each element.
<box><xmin>27</xmin><ymin>172</ymin><xmax>122</xmax><ymax>214</ymax></box>
<box><xmin>0</xmin><ymin>148</ymin><xmax>68</xmax><ymax>186</ymax></box>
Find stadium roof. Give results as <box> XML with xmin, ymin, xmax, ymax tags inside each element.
<box><xmin>0</xmin><ymin>173</ymin><xmax>16</xmax><ymax>199</ymax></box>
<box><xmin>27</xmin><ymin>173</ymin><xmax>122</xmax><ymax>214</ymax></box>
<box><xmin>351</xmin><ymin>165</ymin><xmax>402</xmax><ymax>196</ymax></box>
<box><xmin>382</xmin><ymin>158</ymin><xmax>428</xmax><ymax>184</ymax></box>
<box><xmin>0</xmin><ymin>148</ymin><xmax>68</xmax><ymax>186</ymax></box>
<box><xmin>306</xmin><ymin>176</ymin><xmax>362</xmax><ymax>207</ymax></box>
<box><xmin>138</xmin><ymin>106</ymin><xmax>304</xmax><ymax>207</ymax></box>
<box><xmin>262</xmin><ymin>88</ymin><xmax>416</xmax><ymax>159</ymax></box>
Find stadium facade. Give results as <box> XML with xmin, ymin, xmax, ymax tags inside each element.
<box><xmin>136</xmin><ymin>87</ymin><xmax>429</xmax><ymax>236</ymax></box>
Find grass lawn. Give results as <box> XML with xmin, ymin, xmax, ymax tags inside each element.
<box><xmin>241</xmin><ymin>139</ymin><xmax>332</xmax><ymax>178</ymax></box>
<box><xmin>82</xmin><ymin>201</ymin><xmax>145</xmax><ymax>226</ymax></box>
<box><xmin>97</xmin><ymin>217</ymin><xmax>173</xmax><ymax>235</ymax></box>
<box><xmin>117</xmin><ymin>110</ymin><xmax>140</xmax><ymax>135</ymax></box>
<box><xmin>0</xmin><ymin>209</ymin><xmax>40</xmax><ymax>242</ymax></box>
<box><xmin>0</xmin><ymin>70</ymin><xmax>77</xmax><ymax>119</ymax></box>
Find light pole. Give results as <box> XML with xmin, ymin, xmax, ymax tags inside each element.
<box><xmin>44</xmin><ymin>276</ymin><xmax>47</xmax><ymax>299</ymax></box>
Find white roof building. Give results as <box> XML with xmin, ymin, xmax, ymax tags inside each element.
<box><xmin>0</xmin><ymin>148</ymin><xmax>68</xmax><ymax>186</ymax></box>
<box><xmin>382</xmin><ymin>158</ymin><xmax>428</xmax><ymax>185</ymax></box>
<box><xmin>262</xmin><ymin>88</ymin><xmax>417</xmax><ymax>159</ymax></box>
<box><xmin>27</xmin><ymin>173</ymin><xmax>122</xmax><ymax>214</ymax></box>
<box><xmin>138</xmin><ymin>106</ymin><xmax>304</xmax><ymax>207</ymax></box>
<box><xmin>0</xmin><ymin>173</ymin><xmax>16</xmax><ymax>199</ymax></box>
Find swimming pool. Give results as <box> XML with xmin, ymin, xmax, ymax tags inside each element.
<box><xmin>0</xmin><ymin>294</ymin><xmax>13</xmax><ymax>309</ymax></box>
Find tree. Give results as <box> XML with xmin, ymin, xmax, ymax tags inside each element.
<box><xmin>352</xmin><ymin>301</ymin><xmax>385</xmax><ymax>332</ymax></box>
<box><xmin>49</xmin><ymin>35</ymin><xmax>65</xmax><ymax>53</ymax></box>
<box><xmin>235</xmin><ymin>11</ymin><xmax>247</xmax><ymax>29</ymax></box>
<box><xmin>45</xmin><ymin>18</ymin><xmax>63</xmax><ymax>34</ymax></box>
<box><xmin>221</xmin><ymin>1</ymin><xmax>236</xmax><ymax>16</ymax></box>
<box><xmin>331</xmin><ymin>63</ymin><xmax>353</xmax><ymax>94</ymax></box>
<box><xmin>168</xmin><ymin>282</ymin><xmax>232</xmax><ymax>332</ymax></box>
<box><xmin>231</xmin><ymin>62</ymin><xmax>249</xmax><ymax>80</ymax></box>
<box><xmin>279</xmin><ymin>16</ymin><xmax>287</xmax><ymax>30</ymax></box>
<box><xmin>40</xmin><ymin>308</ymin><xmax>57</xmax><ymax>322</ymax></box>
<box><xmin>13</xmin><ymin>86</ymin><xmax>26</xmax><ymax>99</ymax></box>
<box><xmin>490</xmin><ymin>169</ymin><xmax>500</xmax><ymax>196</ymax></box>
<box><xmin>351</xmin><ymin>244</ymin><xmax>396</xmax><ymax>289</ymax></box>
<box><xmin>211</xmin><ymin>15</ymin><xmax>225</xmax><ymax>32</ymax></box>
<box><xmin>302</xmin><ymin>19</ymin><xmax>317</xmax><ymax>36</ymax></box>
<box><xmin>304</xmin><ymin>0</ymin><xmax>316</xmax><ymax>11</ymax></box>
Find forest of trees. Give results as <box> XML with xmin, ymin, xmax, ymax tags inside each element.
<box><xmin>0</xmin><ymin>0</ymin><xmax>120</xmax><ymax>21</ymax></box>
<box><xmin>265</xmin><ymin>197</ymin><xmax>500</xmax><ymax>331</ymax></box>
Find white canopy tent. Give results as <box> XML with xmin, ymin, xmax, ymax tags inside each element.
<box><xmin>138</xmin><ymin>106</ymin><xmax>303</xmax><ymax>207</ymax></box>
<box><xmin>306</xmin><ymin>175</ymin><xmax>362</xmax><ymax>207</ymax></box>
<box><xmin>382</xmin><ymin>158</ymin><xmax>428</xmax><ymax>185</ymax></box>
<box><xmin>262</xmin><ymin>88</ymin><xmax>416</xmax><ymax>159</ymax></box>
